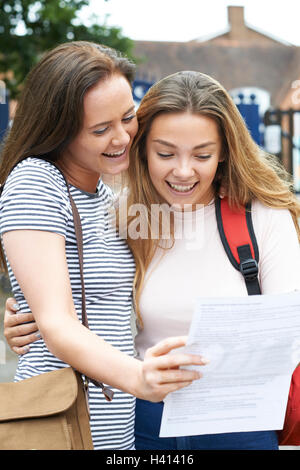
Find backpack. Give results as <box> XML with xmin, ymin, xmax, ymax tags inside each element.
<box><xmin>215</xmin><ymin>197</ymin><xmax>300</xmax><ymax>447</ymax></box>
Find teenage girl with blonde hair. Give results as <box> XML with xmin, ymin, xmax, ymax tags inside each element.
<box><xmin>125</xmin><ymin>71</ymin><xmax>300</xmax><ymax>450</ymax></box>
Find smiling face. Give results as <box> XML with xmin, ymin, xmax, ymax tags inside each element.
<box><xmin>60</xmin><ymin>73</ymin><xmax>138</xmax><ymax>191</ymax></box>
<box><xmin>146</xmin><ymin>112</ymin><xmax>223</xmax><ymax>209</ymax></box>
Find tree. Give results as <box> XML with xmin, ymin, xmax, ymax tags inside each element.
<box><xmin>0</xmin><ymin>0</ymin><xmax>135</xmax><ymax>98</ymax></box>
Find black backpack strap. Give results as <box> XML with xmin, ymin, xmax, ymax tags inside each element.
<box><xmin>215</xmin><ymin>197</ymin><xmax>261</xmax><ymax>296</ymax></box>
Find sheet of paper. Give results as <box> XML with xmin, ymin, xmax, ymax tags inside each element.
<box><xmin>160</xmin><ymin>292</ymin><xmax>300</xmax><ymax>437</ymax></box>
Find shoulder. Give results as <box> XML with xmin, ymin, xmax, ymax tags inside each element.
<box><xmin>251</xmin><ymin>198</ymin><xmax>295</xmax><ymax>227</ymax></box>
<box><xmin>1</xmin><ymin>157</ymin><xmax>71</xmax><ymax>219</ymax></box>
<box><xmin>8</xmin><ymin>157</ymin><xmax>66</xmax><ymax>188</ymax></box>
<box><xmin>3</xmin><ymin>157</ymin><xmax>69</xmax><ymax>200</ymax></box>
<box><xmin>251</xmin><ymin>198</ymin><xmax>299</xmax><ymax>251</ymax></box>
<box><xmin>0</xmin><ymin>158</ymin><xmax>72</xmax><ymax>234</ymax></box>
<box><xmin>250</xmin><ymin>199</ymin><xmax>300</xmax><ymax>293</ymax></box>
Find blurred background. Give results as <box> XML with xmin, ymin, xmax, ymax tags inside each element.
<box><xmin>0</xmin><ymin>0</ymin><xmax>299</xmax><ymax>388</ymax></box>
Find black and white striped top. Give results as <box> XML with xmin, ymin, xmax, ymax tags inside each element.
<box><xmin>0</xmin><ymin>157</ymin><xmax>136</xmax><ymax>450</ymax></box>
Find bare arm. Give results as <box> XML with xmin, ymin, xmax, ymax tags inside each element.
<box><xmin>3</xmin><ymin>229</ymin><xmax>207</xmax><ymax>401</ymax></box>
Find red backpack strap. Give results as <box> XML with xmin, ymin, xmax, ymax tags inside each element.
<box><xmin>215</xmin><ymin>197</ymin><xmax>261</xmax><ymax>295</ymax></box>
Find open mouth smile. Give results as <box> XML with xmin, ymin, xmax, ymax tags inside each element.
<box><xmin>102</xmin><ymin>148</ymin><xmax>126</xmax><ymax>158</ymax></box>
<box><xmin>166</xmin><ymin>181</ymin><xmax>199</xmax><ymax>194</ymax></box>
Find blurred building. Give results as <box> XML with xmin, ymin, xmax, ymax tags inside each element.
<box><xmin>133</xmin><ymin>5</ymin><xmax>300</xmax><ymax>110</ymax></box>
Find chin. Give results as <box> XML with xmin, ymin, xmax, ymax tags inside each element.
<box><xmin>103</xmin><ymin>161</ymin><xmax>129</xmax><ymax>176</ymax></box>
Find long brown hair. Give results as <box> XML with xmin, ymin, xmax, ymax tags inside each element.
<box><xmin>123</xmin><ymin>71</ymin><xmax>300</xmax><ymax>323</ymax></box>
<box><xmin>0</xmin><ymin>41</ymin><xmax>136</xmax><ymax>272</ymax></box>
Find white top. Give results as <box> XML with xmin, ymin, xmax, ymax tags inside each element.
<box><xmin>135</xmin><ymin>199</ymin><xmax>300</xmax><ymax>360</ymax></box>
<box><xmin>0</xmin><ymin>158</ymin><xmax>136</xmax><ymax>450</ymax></box>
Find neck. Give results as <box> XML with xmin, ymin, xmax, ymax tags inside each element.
<box><xmin>57</xmin><ymin>158</ymin><xmax>100</xmax><ymax>193</ymax></box>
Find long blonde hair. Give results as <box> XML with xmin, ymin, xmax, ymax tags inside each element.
<box><xmin>121</xmin><ymin>71</ymin><xmax>300</xmax><ymax>324</ymax></box>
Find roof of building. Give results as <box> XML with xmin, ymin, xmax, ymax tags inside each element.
<box><xmin>133</xmin><ymin>6</ymin><xmax>300</xmax><ymax>108</ymax></box>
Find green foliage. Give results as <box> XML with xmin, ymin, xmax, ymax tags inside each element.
<box><xmin>0</xmin><ymin>0</ymin><xmax>135</xmax><ymax>98</ymax></box>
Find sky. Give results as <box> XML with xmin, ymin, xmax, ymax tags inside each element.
<box><xmin>79</xmin><ymin>0</ymin><xmax>300</xmax><ymax>46</ymax></box>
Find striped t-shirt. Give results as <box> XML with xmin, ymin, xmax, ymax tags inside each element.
<box><xmin>0</xmin><ymin>157</ymin><xmax>136</xmax><ymax>450</ymax></box>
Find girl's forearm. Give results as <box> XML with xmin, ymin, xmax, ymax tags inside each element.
<box><xmin>41</xmin><ymin>315</ymin><xmax>142</xmax><ymax>397</ymax></box>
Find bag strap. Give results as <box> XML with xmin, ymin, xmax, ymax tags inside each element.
<box><xmin>215</xmin><ymin>197</ymin><xmax>261</xmax><ymax>296</ymax></box>
<box><xmin>1</xmin><ymin>157</ymin><xmax>114</xmax><ymax>402</ymax></box>
<box><xmin>47</xmin><ymin>161</ymin><xmax>114</xmax><ymax>402</ymax></box>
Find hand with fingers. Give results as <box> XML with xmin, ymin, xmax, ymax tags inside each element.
<box><xmin>4</xmin><ymin>297</ymin><xmax>40</xmax><ymax>355</ymax></box>
<box><xmin>136</xmin><ymin>336</ymin><xmax>209</xmax><ymax>402</ymax></box>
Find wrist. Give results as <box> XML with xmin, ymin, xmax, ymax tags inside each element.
<box><xmin>128</xmin><ymin>358</ymin><xmax>145</xmax><ymax>400</ymax></box>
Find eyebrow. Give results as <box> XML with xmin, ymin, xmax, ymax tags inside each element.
<box><xmin>88</xmin><ymin>105</ymin><xmax>135</xmax><ymax>130</ymax></box>
<box><xmin>152</xmin><ymin>139</ymin><xmax>217</xmax><ymax>150</ymax></box>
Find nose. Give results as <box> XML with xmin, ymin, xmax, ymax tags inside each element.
<box><xmin>172</xmin><ymin>161</ymin><xmax>195</xmax><ymax>180</ymax></box>
<box><xmin>111</xmin><ymin>124</ymin><xmax>131</xmax><ymax>147</ymax></box>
